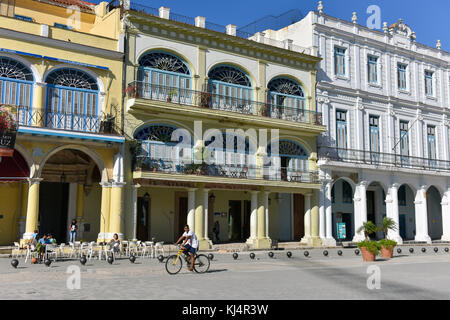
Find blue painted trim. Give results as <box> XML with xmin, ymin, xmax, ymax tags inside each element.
<box><xmin>0</xmin><ymin>48</ymin><xmax>109</xmax><ymax>71</ymax></box>
<box><xmin>17</xmin><ymin>127</ymin><xmax>124</xmax><ymax>143</ymax></box>
<box><xmin>0</xmin><ymin>48</ymin><xmax>42</xmax><ymax>59</ymax></box>
<box><xmin>43</xmin><ymin>56</ymin><xmax>109</xmax><ymax>71</ymax></box>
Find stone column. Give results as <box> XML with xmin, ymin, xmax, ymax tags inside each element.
<box><xmin>187</xmin><ymin>188</ymin><xmax>196</xmax><ymax>231</ymax></box>
<box><xmin>131</xmin><ymin>184</ymin><xmax>140</xmax><ymax>241</ymax></box>
<box><xmin>441</xmin><ymin>190</ymin><xmax>450</xmax><ymax>241</ymax></box>
<box><xmin>264</xmin><ymin>191</ymin><xmax>270</xmax><ymax>239</ymax></box>
<box><xmin>75</xmin><ymin>183</ymin><xmax>84</xmax><ymax>240</ymax></box>
<box><xmin>246</xmin><ymin>191</ymin><xmax>258</xmax><ymax>245</ymax></box>
<box><xmin>325</xmin><ymin>181</ymin><xmax>336</xmax><ymax>245</ymax></box>
<box><xmin>203</xmin><ymin>189</ymin><xmax>212</xmax><ymax>247</ymax></box>
<box><xmin>386</xmin><ymin>183</ymin><xmax>403</xmax><ymax>243</ymax></box>
<box><xmin>97</xmin><ymin>182</ymin><xmax>111</xmax><ymax>243</ymax></box>
<box><xmin>414</xmin><ymin>186</ymin><xmax>432</xmax><ymax>243</ymax></box>
<box><xmin>22</xmin><ymin>178</ymin><xmax>42</xmax><ymax>243</ymax></box>
<box><xmin>310</xmin><ymin>190</ymin><xmax>322</xmax><ymax>246</ymax></box>
<box><xmin>108</xmin><ymin>182</ymin><xmax>126</xmax><ymax>240</ymax></box>
<box><xmin>353</xmin><ymin>181</ymin><xmax>368</xmax><ymax>242</ymax></box>
<box><xmin>255</xmin><ymin>191</ymin><xmax>271</xmax><ymax>249</ymax></box>
<box><xmin>319</xmin><ymin>183</ymin><xmax>326</xmax><ymax>241</ymax></box>
<box><xmin>301</xmin><ymin>193</ymin><xmax>312</xmax><ymax>244</ymax></box>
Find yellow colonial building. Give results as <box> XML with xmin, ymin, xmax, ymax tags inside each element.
<box><xmin>121</xmin><ymin>4</ymin><xmax>325</xmax><ymax>249</ymax></box>
<box><xmin>0</xmin><ymin>0</ymin><xmax>125</xmax><ymax>245</ymax></box>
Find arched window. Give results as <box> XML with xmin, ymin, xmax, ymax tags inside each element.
<box><xmin>208</xmin><ymin>65</ymin><xmax>253</xmax><ymax>113</ymax></box>
<box><xmin>46</xmin><ymin>68</ymin><xmax>99</xmax><ymax>132</ymax></box>
<box><xmin>267</xmin><ymin>78</ymin><xmax>305</xmax><ymax>121</ymax></box>
<box><xmin>137</xmin><ymin>52</ymin><xmax>191</xmax><ymax>102</ymax></box>
<box><xmin>0</xmin><ymin>56</ymin><xmax>34</xmax><ymax>109</ymax></box>
<box><xmin>134</xmin><ymin>124</ymin><xmax>192</xmax><ymax>166</ymax></box>
<box><xmin>267</xmin><ymin>140</ymin><xmax>309</xmax><ymax>181</ymax></box>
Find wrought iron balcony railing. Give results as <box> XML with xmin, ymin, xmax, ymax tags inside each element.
<box><xmin>319</xmin><ymin>146</ymin><xmax>450</xmax><ymax>172</ymax></box>
<box><xmin>126</xmin><ymin>82</ymin><xmax>323</xmax><ymax>126</ymax></box>
<box><xmin>15</xmin><ymin>106</ymin><xmax>123</xmax><ymax>135</ymax></box>
<box><xmin>134</xmin><ymin>156</ymin><xmax>319</xmax><ymax>184</ymax></box>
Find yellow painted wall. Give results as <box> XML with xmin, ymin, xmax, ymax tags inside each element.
<box><xmin>138</xmin><ymin>187</ymin><xmax>175</xmax><ymax>243</ymax></box>
<box><xmin>0</xmin><ymin>183</ymin><xmax>20</xmax><ymax>245</ymax></box>
<box><xmin>81</xmin><ymin>182</ymin><xmax>102</xmax><ymax>242</ymax></box>
<box><xmin>14</xmin><ymin>0</ymin><xmax>96</xmax><ymax>33</ymax></box>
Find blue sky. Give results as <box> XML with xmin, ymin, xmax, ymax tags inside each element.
<box><xmin>100</xmin><ymin>0</ymin><xmax>449</xmax><ymax>51</ymax></box>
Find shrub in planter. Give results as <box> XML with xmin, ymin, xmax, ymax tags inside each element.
<box><xmin>357</xmin><ymin>241</ymin><xmax>381</xmax><ymax>262</ymax></box>
<box><xmin>379</xmin><ymin>239</ymin><xmax>397</xmax><ymax>259</ymax></box>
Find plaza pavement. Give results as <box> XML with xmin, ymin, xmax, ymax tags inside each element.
<box><xmin>1</xmin><ymin>247</ymin><xmax>450</xmax><ymax>300</ymax></box>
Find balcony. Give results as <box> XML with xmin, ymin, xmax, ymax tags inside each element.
<box><xmin>319</xmin><ymin>147</ymin><xmax>450</xmax><ymax>173</ymax></box>
<box><xmin>15</xmin><ymin>106</ymin><xmax>122</xmax><ymax>135</ymax></box>
<box><xmin>134</xmin><ymin>156</ymin><xmax>319</xmax><ymax>184</ymax></box>
<box><xmin>126</xmin><ymin>82</ymin><xmax>323</xmax><ymax>126</ymax></box>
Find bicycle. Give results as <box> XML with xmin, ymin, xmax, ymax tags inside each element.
<box><xmin>165</xmin><ymin>245</ymin><xmax>210</xmax><ymax>275</ymax></box>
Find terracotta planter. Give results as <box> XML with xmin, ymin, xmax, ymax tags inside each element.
<box><xmin>381</xmin><ymin>246</ymin><xmax>394</xmax><ymax>259</ymax></box>
<box><xmin>31</xmin><ymin>257</ymin><xmax>37</xmax><ymax>264</ymax></box>
<box><xmin>360</xmin><ymin>247</ymin><xmax>376</xmax><ymax>262</ymax></box>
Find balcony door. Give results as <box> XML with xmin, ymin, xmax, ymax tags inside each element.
<box><xmin>369</xmin><ymin>115</ymin><xmax>380</xmax><ymax>164</ymax></box>
<box><xmin>137</xmin><ymin>52</ymin><xmax>191</xmax><ymax>103</ymax></box>
<box><xmin>399</xmin><ymin>121</ymin><xmax>409</xmax><ymax>167</ymax></box>
<box><xmin>45</xmin><ymin>68</ymin><xmax>99</xmax><ymax>132</ymax></box>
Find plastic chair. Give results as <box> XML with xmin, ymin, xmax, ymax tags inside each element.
<box><xmin>45</xmin><ymin>244</ymin><xmax>58</xmax><ymax>261</ymax></box>
<box><xmin>144</xmin><ymin>241</ymin><xmax>155</xmax><ymax>258</ymax></box>
<box><xmin>57</xmin><ymin>243</ymin><xmax>66</xmax><ymax>259</ymax></box>
<box><xmin>24</xmin><ymin>244</ymin><xmax>36</xmax><ymax>263</ymax></box>
<box><xmin>13</xmin><ymin>242</ymin><xmax>22</xmax><ymax>258</ymax></box>
<box><xmin>154</xmin><ymin>242</ymin><xmax>165</xmax><ymax>256</ymax></box>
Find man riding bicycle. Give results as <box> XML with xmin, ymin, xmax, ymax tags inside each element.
<box><xmin>175</xmin><ymin>224</ymin><xmax>199</xmax><ymax>271</ymax></box>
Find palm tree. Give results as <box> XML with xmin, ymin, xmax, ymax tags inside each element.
<box><xmin>357</xmin><ymin>221</ymin><xmax>377</xmax><ymax>240</ymax></box>
<box><xmin>379</xmin><ymin>217</ymin><xmax>397</xmax><ymax>239</ymax></box>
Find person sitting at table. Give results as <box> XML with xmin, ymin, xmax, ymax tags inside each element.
<box><xmin>47</xmin><ymin>234</ymin><xmax>57</xmax><ymax>244</ymax></box>
<box><xmin>109</xmin><ymin>233</ymin><xmax>121</xmax><ymax>255</ymax></box>
<box><xmin>37</xmin><ymin>235</ymin><xmax>51</xmax><ymax>261</ymax></box>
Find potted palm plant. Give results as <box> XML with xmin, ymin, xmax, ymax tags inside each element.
<box><xmin>356</xmin><ymin>221</ymin><xmax>380</xmax><ymax>262</ymax></box>
<box><xmin>378</xmin><ymin>217</ymin><xmax>398</xmax><ymax>259</ymax></box>
<box><xmin>166</xmin><ymin>88</ymin><xmax>178</xmax><ymax>102</ymax></box>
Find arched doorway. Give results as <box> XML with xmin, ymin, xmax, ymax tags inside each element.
<box><xmin>427</xmin><ymin>186</ymin><xmax>442</xmax><ymax>240</ymax></box>
<box><xmin>39</xmin><ymin>149</ymin><xmax>101</xmax><ymax>242</ymax></box>
<box><xmin>398</xmin><ymin>184</ymin><xmax>416</xmax><ymax>241</ymax></box>
<box><xmin>331</xmin><ymin>178</ymin><xmax>355</xmax><ymax>241</ymax></box>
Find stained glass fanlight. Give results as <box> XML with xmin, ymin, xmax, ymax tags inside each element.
<box><xmin>268</xmin><ymin>78</ymin><xmax>304</xmax><ymax>97</ymax></box>
<box><xmin>208</xmin><ymin>66</ymin><xmax>251</xmax><ymax>87</ymax></box>
<box><xmin>0</xmin><ymin>57</ymin><xmax>33</xmax><ymax>81</ymax></box>
<box><xmin>138</xmin><ymin>52</ymin><xmax>190</xmax><ymax>75</ymax></box>
<box><xmin>46</xmin><ymin>68</ymin><xmax>98</xmax><ymax>90</ymax></box>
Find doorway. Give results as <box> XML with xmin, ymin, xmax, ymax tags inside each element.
<box><xmin>137</xmin><ymin>196</ymin><xmax>151</xmax><ymax>241</ymax></box>
<box><xmin>293</xmin><ymin>194</ymin><xmax>305</xmax><ymax>240</ymax></box>
<box><xmin>38</xmin><ymin>182</ymin><xmax>69</xmax><ymax>242</ymax></box>
<box><xmin>243</xmin><ymin>200</ymin><xmax>251</xmax><ymax>240</ymax></box>
<box><xmin>228</xmin><ymin>200</ymin><xmax>242</xmax><ymax>241</ymax></box>
<box><xmin>176</xmin><ymin>196</ymin><xmax>188</xmax><ymax>240</ymax></box>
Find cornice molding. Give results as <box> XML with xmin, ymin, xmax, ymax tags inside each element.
<box><xmin>0</xmin><ymin>27</ymin><xmax>124</xmax><ymax>61</ymax></box>
<box><xmin>125</xmin><ymin>12</ymin><xmax>321</xmax><ymax>69</ymax></box>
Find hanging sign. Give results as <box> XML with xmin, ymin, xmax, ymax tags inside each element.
<box><xmin>0</xmin><ymin>105</ymin><xmax>18</xmax><ymax>157</ymax></box>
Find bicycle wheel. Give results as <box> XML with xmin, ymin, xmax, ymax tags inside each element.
<box><xmin>193</xmin><ymin>254</ymin><xmax>210</xmax><ymax>273</ymax></box>
<box><xmin>165</xmin><ymin>255</ymin><xmax>183</xmax><ymax>275</ymax></box>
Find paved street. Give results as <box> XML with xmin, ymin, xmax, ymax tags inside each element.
<box><xmin>2</xmin><ymin>247</ymin><xmax>450</xmax><ymax>300</ymax></box>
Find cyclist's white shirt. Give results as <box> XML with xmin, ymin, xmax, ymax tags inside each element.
<box><xmin>183</xmin><ymin>230</ymin><xmax>199</xmax><ymax>249</ymax></box>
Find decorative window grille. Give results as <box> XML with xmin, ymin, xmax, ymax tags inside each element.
<box><xmin>45</xmin><ymin>68</ymin><xmax>99</xmax><ymax>132</ymax></box>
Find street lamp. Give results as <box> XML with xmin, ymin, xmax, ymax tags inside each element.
<box><xmin>60</xmin><ymin>171</ymin><xmax>66</xmax><ymax>183</ymax></box>
<box><xmin>209</xmin><ymin>193</ymin><xmax>216</xmax><ymax>203</ymax></box>
<box><xmin>144</xmin><ymin>192</ymin><xmax>150</xmax><ymax>201</ymax></box>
